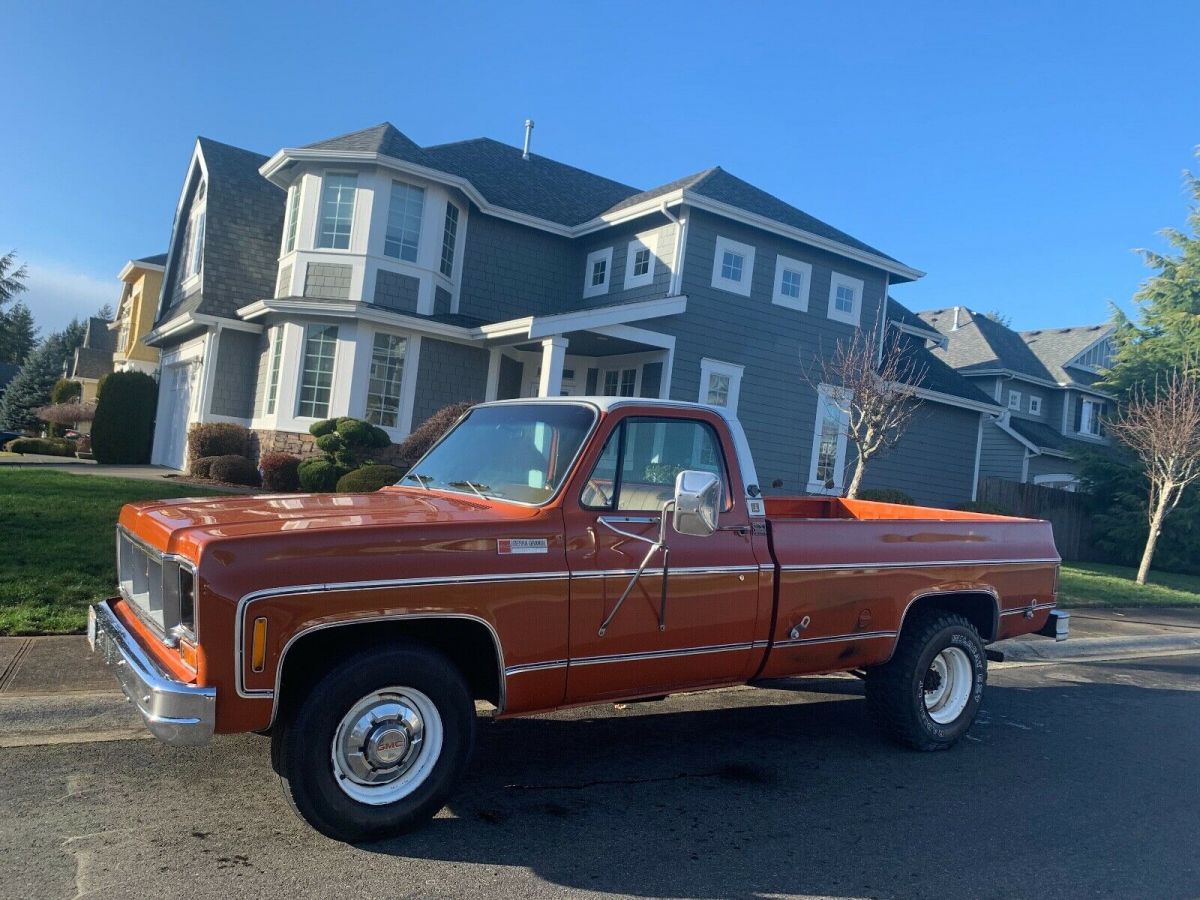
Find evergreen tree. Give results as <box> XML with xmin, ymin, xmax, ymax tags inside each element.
<box><xmin>0</xmin><ymin>301</ymin><xmax>38</xmax><ymax>364</ymax></box>
<box><xmin>0</xmin><ymin>320</ymin><xmax>86</xmax><ymax>431</ymax></box>
<box><xmin>1107</xmin><ymin>162</ymin><xmax>1200</xmax><ymax>396</ymax></box>
<box><xmin>0</xmin><ymin>250</ymin><xmax>28</xmax><ymax>307</ymax></box>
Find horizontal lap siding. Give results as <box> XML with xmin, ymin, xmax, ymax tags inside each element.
<box><xmin>576</xmin><ymin>216</ymin><xmax>676</xmax><ymax>309</ymax></box>
<box><xmin>411</xmin><ymin>338</ymin><xmax>490</xmax><ymax>426</ymax></box>
<box><xmin>859</xmin><ymin>404</ymin><xmax>980</xmax><ymax>507</ymax></box>
<box><xmin>666</xmin><ymin>208</ymin><xmax>889</xmax><ymax>494</ymax></box>
<box><xmin>1026</xmin><ymin>453</ymin><xmax>1080</xmax><ymax>479</ymax></box>
<box><xmin>979</xmin><ymin>420</ymin><xmax>1026</xmax><ymax>482</ymax></box>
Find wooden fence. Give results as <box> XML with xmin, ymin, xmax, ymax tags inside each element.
<box><xmin>976</xmin><ymin>477</ymin><xmax>1100</xmax><ymax>562</ymax></box>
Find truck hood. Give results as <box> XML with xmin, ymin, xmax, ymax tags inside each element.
<box><xmin>120</xmin><ymin>486</ymin><xmax>543</xmax><ymax>556</ymax></box>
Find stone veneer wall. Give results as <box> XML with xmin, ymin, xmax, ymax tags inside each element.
<box><xmin>250</xmin><ymin>429</ymin><xmax>413</xmax><ymax>468</ymax></box>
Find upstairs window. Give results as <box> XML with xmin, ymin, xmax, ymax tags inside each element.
<box><xmin>317</xmin><ymin>174</ymin><xmax>357</xmax><ymax>250</ymax></box>
<box><xmin>772</xmin><ymin>256</ymin><xmax>813</xmax><ymax>311</ymax></box>
<box><xmin>711</xmin><ymin>236</ymin><xmax>755</xmax><ymax>297</ymax></box>
<box><xmin>583</xmin><ymin>247</ymin><xmax>613</xmax><ymax>298</ymax></box>
<box><xmin>1029</xmin><ymin>395</ymin><xmax>1042</xmax><ymax>415</ymax></box>
<box><xmin>440</xmin><ymin>202</ymin><xmax>460</xmax><ymax>277</ymax></box>
<box><xmin>623</xmin><ymin>236</ymin><xmax>656</xmax><ymax>290</ymax></box>
<box><xmin>699</xmin><ymin>358</ymin><xmax>744</xmax><ymax>413</ymax></box>
<box><xmin>826</xmin><ymin>272</ymin><xmax>863</xmax><ymax>326</ymax></box>
<box><xmin>384</xmin><ymin>180</ymin><xmax>424</xmax><ymax>262</ymax></box>
<box><xmin>1008</xmin><ymin>390</ymin><xmax>1022</xmax><ymax>410</ymax></box>
<box><xmin>283</xmin><ymin>183</ymin><xmax>301</xmax><ymax>253</ymax></box>
<box><xmin>181</xmin><ymin>181</ymin><xmax>207</xmax><ymax>282</ymax></box>
<box><xmin>1077</xmin><ymin>397</ymin><xmax>1106</xmax><ymax>437</ymax></box>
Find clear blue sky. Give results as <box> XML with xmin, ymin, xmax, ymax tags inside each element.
<box><xmin>3</xmin><ymin>0</ymin><xmax>1198</xmax><ymax>335</ymax></box>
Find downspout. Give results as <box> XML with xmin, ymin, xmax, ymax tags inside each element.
<box><xmin>876</xmin><ymin>273</ymin><xmax>890</xmax><ymax>366</ymax></box>
<box><xmin>660</xmin><ymin>200</ymin><xmax>687</xmax><ymax>297</ymax></box>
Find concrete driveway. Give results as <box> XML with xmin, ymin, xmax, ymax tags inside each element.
<box><xmin>1</xmin><ymin>653</ymin><xmax>1198</xmax><ymax>899</ymax></box>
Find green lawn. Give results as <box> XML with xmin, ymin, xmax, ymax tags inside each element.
<box><xmin>0</xmin><ymin>470</ymin><xmax>222</xmax><ymax>635</ymax></box>
<box><xmin>1058</xmin><ymin>563</ymin><xmax>1200</xmax><ymax>608</ymax></box>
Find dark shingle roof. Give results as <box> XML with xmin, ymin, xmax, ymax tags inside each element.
<box><xmin>83</xmin><ymin>317</ymin><xmax>117</xmax><ymax>353</ymax></box>
<box><xmin>886</xmin><ymin>299</ymin><xmax>997</xmax><ymax>408</ymax></box>
<box><xmin>601</xmin><ymin>168</ymin><xmax>718</xmax><ymax>215</ymax></box>
<box><xmin>887</xmin><ymin>297</ymin><xmax>942</xmax><ymax>336</ymax></box>
<box><xmin>422</xmin><ymin>138</ymin><xmax>640</xmax><ymax>227</ymax></box>
<box><xmin>69</xmin><ymin>347</ymin><xmax>114</xmax><ymax>380</ymax></box>
<box><xmin>135</xmin><ymin>253</ymin><xmax>167</xmax><ymax>267</ymax></box>
<box><xmin>918</xmin><ymin>308</ymin><xmax>1056</xmax><ymax>382</ymax></box>
<box><xmin>304</xmin><ymin>123</ymin><xmax>434</xmax><ymax>168</ymax></box>
<box><xmin>1019</xmin><ymin>324</ymin><xmax>1114</xmax><ymax>384</ymax></box>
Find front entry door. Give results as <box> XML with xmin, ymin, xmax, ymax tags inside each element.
<box><xmin>563</xmin><ymin>411</ymin><xmax>762</xmax><ymax>703</ymax></box>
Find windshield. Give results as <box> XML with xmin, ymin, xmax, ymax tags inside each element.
<box><xmin>403</xmin><ymin>403</ymin><xmax>596</xmax><ymax>504</ymax></box>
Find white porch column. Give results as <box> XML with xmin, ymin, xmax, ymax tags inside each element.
<box><xmin>537</xmin><ymin>336</ymin><xmax>569</xmax><ymax>397</ymax></box>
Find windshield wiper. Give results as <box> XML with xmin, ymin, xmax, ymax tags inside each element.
<box><xmin>405</xmin><ymin>473</ymin><xmax>433</xmax><ymax>490</ymax></box>
<box><xmin>447</xmin><ymin>480</ymin><xmax>495</xmax><ymax>500</ymax></box>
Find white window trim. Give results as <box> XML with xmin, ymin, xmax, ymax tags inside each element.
<box><xmin>583</xmin><ymin>247</ymin><xmax>613</xmax><ymax>299</ymax></box>
<box><xmin>314</xmin><ymin>172</ymin><xmax>358</xmax><ymax>251</ymax></box>
<box><xmin>826</xmin><ymin>271</ymin><xmax>863</xmax><ymax>326</ymax></box>
<box><xmin>772</xmin><ymin>255</ymin><xmax>812</xmax><ymax>311</ymax></box>
<box><xmin>282</xmin><ymin>182</ymin><xmax>301</xmax><ymax>255</ymax></box>
<box><xmin>807</xmin><ymin>384</ymin><xmax>850</xmax><ymax>495</ymax></box>
<box><xmin>622</xmin><ymin>235</ymin><xmax>657</xmax><ymax>290</ymax></box>
<box><xmin>294</xmin><ymin>323</ymin><xmax>341</xmax><ymax>420</ymax></box>
<box><xmin>710</xmin><ymin>235</ymin><xmax>755</xmax><ymax>297</ymax></box>
<box><xmin>1028</xmin><ymin>395</ymin><xmax>1042</xmax><ymax>415</ymax></box>
<box><xmin>1078</xmin><ymin>397</ymin><xmax>1104</xmax><ymax>438</ymax></box>
<box><xmin>1008</xmin><ymin>390</ymin><xmax>1022</xmax><ymax>410</ymax></box>
<box><xmin>698</xmin><ymin>357</ymin><xmax>744</xmax><ymax>413</ymax></box>
<box><xmin>599</xmin><ymin>365</ymin><xmax>642</xmax><ymax>398</ymax></box>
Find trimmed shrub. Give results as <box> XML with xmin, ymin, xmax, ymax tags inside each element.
<box><xmin>6</xmin><ymin>436</ymin><xmax>75</xmax><ymax>457</ymax></box>
<box><xmin>395</xmin><ymin>401</ymin><xmax>474</xmax><ymax>462</ymax></box>
<box><xmin>856</xmin><ymin>488</ymin><xmax>915</xmax><ymax>505</ymax></box>
<box><xmin>190</xmin><ymin>456</ymin><xmax>222</xmax><ymax>478</ymax></box>
<box><xmin>209</xmin><ymin>454</ymin><xmax>260</xmax><ymax>486</ymax></box>
<box><xmin>260</xmin><ymin>452</ymin><xmax>301</xmax><ymax>492</ymax></box>
<box><xmin>308</xmin><ymin>416</ymin><xmax>391</xmax><ymax>469</ymax></box>
<box><xmin>187</xmin><ymin>422</ymin><xmax>249</xmax><ymax>463</ymax></box>
<box><xmin>309</xmin><ymin>418</ymin><xmax>339</xmax><ymax>438</ymax></box>
<box><xmin>298</xmin><ymin>458</ymin><xmax>348</xmax><ymax>492</ymax></box>
<box><xmin>91</xmin><ymin>371</ymin><xmax>157</xmax><ymax>464</ymax></box>
<box><xmin>50</xmin><ymin>379</ymin><xmax>82</xmax><ymax>405</ymax></box>
<box><xmin>956</xmin><ymin>500</ymin><xmax>1013</xmax><ymax>516</ymax></box>
<box><xmin>336</xmin><ymin>464</ymin><xmax>403</xmax><ymax>493</ymax></box>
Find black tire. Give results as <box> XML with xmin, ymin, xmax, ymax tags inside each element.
<box><xmin>865</xmin><ymin>611</ymin><xmax>986</xmax><ymax>751</ymax></box>
<box><xmin>273</xmin><ymin>641</ymin><xmax>475</xmax><ymax>842</ymax></box>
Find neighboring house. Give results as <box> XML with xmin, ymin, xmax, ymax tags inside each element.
<box><xmin>917</xmin><ymin>307</ymin><xmax>1117</xmax><ymax>490</ymax></box>
<box><xmin>66</xmin><ymin>316</ymin><xmax>117</xmax><ymax>407</ymax></box>
<box><xmin>109</xmin><ymin>254</ymin><xmax>166</xmax><ymax>374</ymax></box>
<box><xmin>145</xmin><ymin>122</ymin><xmax>992</xmax><ymax>505</ymax></box>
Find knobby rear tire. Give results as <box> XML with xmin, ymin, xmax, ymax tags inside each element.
<box><xmin>865</xmin><ymin>611</ymin><xmax>987</xmax><ymax>751</ymax></box>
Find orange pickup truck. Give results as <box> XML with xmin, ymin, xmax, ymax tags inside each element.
<box><xmin>90</xmin><ymin>397</ymin><xmax>1067</xmax><ymax>841</ymax></box>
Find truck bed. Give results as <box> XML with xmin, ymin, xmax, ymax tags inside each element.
<box><xmin>763</xmin><ymin>495</ymin><xmax>1032</xmax><ymax>522</ymax></box>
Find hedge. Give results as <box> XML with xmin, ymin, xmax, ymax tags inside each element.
<box><xmin>187</xmin><ymin>422</ymin><xmax>249</xmax><ymax>464</ymax></box>
<box><xmin>6</xmin><ymin>437</ymin><xmax>75</xmax><ymax>457</ymax></box>
<box><xmin>190</xmin><ymin>456</ymin><xmax>222</xmax><ymax>478</ymax></box>
<box><xmin>91</xmin><ymin>371</ymin><xmax>158</xmax><ymax>464</ymax></box>
<box><xmin>336</xmin><ymin>464</ymin><xmax>404</xmax><ymax>493</ymax></box>
<box><xmin>260</xmin><ymin>452</ymin><xmax>301</xmax><ymax>492</ymax></box>
<box><xmin>209</xmin><ymin>454</ymin><xmax>260</xmax><ymax>486</ymax></box>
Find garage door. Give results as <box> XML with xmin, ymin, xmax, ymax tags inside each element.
<box><xmin>160</xmin><ymin>364</ymin><xmax>193</xmax><ymax>470</ymax></box>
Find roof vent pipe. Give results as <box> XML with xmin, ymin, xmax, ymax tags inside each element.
<box><xmin>952</xmin><ymin>306</ymin><xmax>961</xmax><ymax>330</ymax></box>
<box><xmin>522</xmin><ymin>119</ymin><xmax>535</xmax><ymax>160</ymax></box>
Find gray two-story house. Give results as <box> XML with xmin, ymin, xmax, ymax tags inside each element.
<box><xmin>917</xmin><ymin>307</ymin><xmax>1117</xmax><ymax>489</ymax></box>
<box><xmin>147</xmin><ymin>122</ymin><xmax>998</xmax><ymax>506</ymax></box>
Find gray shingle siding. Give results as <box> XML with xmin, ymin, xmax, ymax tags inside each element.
<box><xmin>251</xmin><ymin>331</ymin><xmax>271</xmax><ymax>419</ymax></box>
<box><xmin>860</xmin><ymin>405</ymin><xmax>981</xmax><ymax>507</ymax></box>
<box><xmin>979</xmin><ymin>421</ymin><xmax>1026</xmax><ymax>482</ymax></box>
<box><xmin>457</xmin><ymin>209</ymin><xmax>577</xmax><ymax>321</ymax></box>
<box><xmin>660</xmin><ymin>208</ymin><xmax>889</xmax><ymax>493</ymax></box>
<box><xmin>305</xmin><ymin>263</ymin><xmax>353</xmax><ymax>300</ymax></box>
<box><xmin>434</xmin><ymin>286</ymin><xmax>452</xmax><ymax>315</ymax></box>
<box><xmin>373</xmin><ymin>269</ymin><xmax>420</xmax><ymax>312</ymax></box>
<box><xmin>209</xmin><ymin>330</ymin><xmax>259</xmax><ymax>419</ymax></box>
<box><xmin>411</xmin><ymin>338</ymin><xmax>489</xmax><ymax>426</ymax></box>
<box><xmin>1026</xmin><ymin>453</ymin><xmax>1080</xmax><ymax>480</ymax></box>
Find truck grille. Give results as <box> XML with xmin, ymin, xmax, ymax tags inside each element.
<box><xmin>116</xmin><ymin>528</ymin><xmax>191</xmax><ymax>641</ymax></box>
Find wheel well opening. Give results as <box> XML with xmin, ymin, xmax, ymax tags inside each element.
<box><xmin>276</xmin><ymin>618</ymin><xmax>503</xmax><ymax>722</ymax></box>
<box><xmin>903</xmin><ymin>592</ymin><xmax>998</xmax><ymax>643</ymax></box>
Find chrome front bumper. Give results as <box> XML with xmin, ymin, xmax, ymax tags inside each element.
<box><xmin>88</xmin><ymin>601</ymin><xmax>215</xmax><ymax>746</ymax></box>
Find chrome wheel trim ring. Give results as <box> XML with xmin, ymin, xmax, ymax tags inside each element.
<box><xmin>331</xmin><ymin>687</ymin><xmax>443</xmax><ymax>806</ymax></box>
<box><xmin>924</xmin><ymin>646</ymin><xmax>973</xmax><ymax>725</ymax></box>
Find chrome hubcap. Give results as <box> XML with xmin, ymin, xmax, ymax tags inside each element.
<box><xmin>331</xmin><ymin>687</ymin><xmax>443</xmax><ymax>805</ymax></box>
<box><xmin>923</xmin><ymin>647</ymin><xmax>973</xmax><ymax>725</ymax></box>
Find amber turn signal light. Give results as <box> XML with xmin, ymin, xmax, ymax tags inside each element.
<box><xmin>179</xmin><ymin>637</ymin><xmax>199</xmax><ymax>671</ymax></box>
<box><xmin>251</xmin><ymin>617</ymin><xmax>268</xmax><ymax>672</ymax></box>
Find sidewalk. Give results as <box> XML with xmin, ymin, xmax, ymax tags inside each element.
<box><xmin>0</xmin><ymin>454</ymin><xmax>185</xmax><ymax>482</ymax></box>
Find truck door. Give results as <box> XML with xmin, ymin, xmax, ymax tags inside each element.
<box><xmin>563</xmin><ymin>410</ymin><xmax>763</xmax><ymax>702</ymax></box>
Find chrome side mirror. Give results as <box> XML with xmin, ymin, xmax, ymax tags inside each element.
<box><xmin>672</xmin><ymin>470</ymin><xmax>721</xmax><ymax>537</ymax></box>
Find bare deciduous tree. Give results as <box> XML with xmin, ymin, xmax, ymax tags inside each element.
<box><xmin>1107</xmin><ymin>369</ymin><xmax>1200</xmax><ymax>584</ymax></box>
<box><xmin>35</xmin><ymin>400</ymin><xmax>97</xmax><ymax>429</ymax></box>
<box><xmin>804</xmin><ymin>326</ymin><xmax>927</xmax><ymax>498</ymax></box>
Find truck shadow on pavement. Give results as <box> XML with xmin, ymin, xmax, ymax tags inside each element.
<box><xmin>355</xmin><ymin>670</ymin><xmax>1200</xmax><ymax>898</ymax></box>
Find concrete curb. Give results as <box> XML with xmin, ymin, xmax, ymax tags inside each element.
<box><xmin>995</xmin><ymin>633</ymin><xmax>1200</xmax><ymax>662</ymax></box>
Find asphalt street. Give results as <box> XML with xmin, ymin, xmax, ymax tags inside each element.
<box><xmin>2</xmin><ymin>654</ymin><xmax>1198</xmax><ymax>900</ymax></box>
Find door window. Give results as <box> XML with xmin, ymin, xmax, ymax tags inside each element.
<box><xmin>581</xmin><ymin>417</ymin><xmax>729</xmax><ymax>511</ymax></box>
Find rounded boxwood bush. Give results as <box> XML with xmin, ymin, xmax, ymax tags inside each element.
<box><xmin>298</xmin><ymin>458</ymin><xmax>347</xmax><ymax>492</ymax></box>
<box><xmin>856</xmin><ymin>488</ymin><xmax>915</xmax><ymax>505</ymax></box>
<box><xmin>209</xmin><ymin>454</ymin><xmax>260</xmax><ymax>486</ymax></box>
<box><xmin>336</xmin><ymin>464</ymin><xmax>403</xmax><ymax>493</ymax></box>
<box><xmin>92</xmin><ymin>371</ymin><xmax>158</xmax><ymax>464</ymax></box>
<box><xmin>260</xmin><ymin>452</ymin><xmax>301</xmax><ymax>492</ymax></box>
<box><xmin>309</xmin><ymin>418</ymin><xmax>338</xmax><ymax>438</ymax></box>
<box><xmin>187</xmin><ymin>422</ymin><xmax>249</xmax><ymax>462</ymax></box>
<box><xmin>190</xmin><ymin>455</ymin><xmax>222</xmax><ymax>478</ymax></box>
<box><xmin>7</xmin><ymin>436</ymin><xmax>74</xmax><ymax>457</ymax></box>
